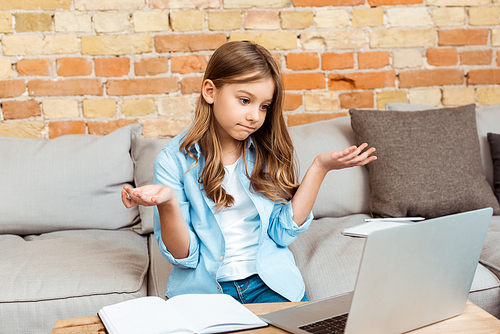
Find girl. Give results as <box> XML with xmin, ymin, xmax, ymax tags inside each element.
<box><xmin>122</xmin><ymin>41</ymin><xmax>376</xmax><ymax>303</ymax></box>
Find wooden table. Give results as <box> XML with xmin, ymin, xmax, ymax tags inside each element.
<box><xmin>51</xmin><ymin>300</ymin><xmax>500</xmax><ymax>334</ymax></box>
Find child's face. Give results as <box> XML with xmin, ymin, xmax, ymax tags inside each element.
<box><xmin>204</xmin><ymin>76</ymin><xmax>275</xmax><ymax>147</ymax></box>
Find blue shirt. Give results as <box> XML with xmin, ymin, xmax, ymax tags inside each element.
<box><xmin>153</xmin><ymin>130</ymin><xmax>313</xmax><ymax>302</ymax></box>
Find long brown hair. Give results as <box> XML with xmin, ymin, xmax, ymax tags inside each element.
<box><xmin>180</xmin><ymin>41</ymin><xmax>298</xmax><ymax>211</ymax></box>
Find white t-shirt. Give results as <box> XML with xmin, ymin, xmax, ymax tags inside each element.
<box><xmin>217</xmin><ymin>158</ymin><xmax>260</xmax><ymax>282</ymax></box>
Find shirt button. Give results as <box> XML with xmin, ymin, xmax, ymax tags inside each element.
<box><xmin>217</xmin><ymin>286</ymin><xmax>221</xmax><ymax>291</ymax></box>
<box><xmin>219</xmin><ymin>256</ymin><xmax>223</xmax><ymax>261</ymax></box>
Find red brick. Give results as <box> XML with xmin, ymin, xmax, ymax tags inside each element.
<box><xmin>399</xmin><ymin>69</ymin><xmax>463</xmax><ymax>88</ymax></box>
<box><xmin>286</xmin><ymin>53</ymin><xmax>319</xmax><ymax>71</ymax></box>
<box><xmin>368</xmin><ymin>0</ymin><xmax>421</xmax><ymax>5</ymax></box>
<box><xmin>2</xmin><ymin>100</ymin><xmax>40</xmax><ymax>120</ymax></box>
<box><xmin>288</xmin><ymin>112</ymin><xmax>348</xmax><ymax>127</ymax></box>
<box><xmin>283</xmin><ymin>73</ymin><xmax>325</xmax><ymax>90</ymax></box>
<box><xmin>171</xmin><ymin>55</ymin><xmax>207</xmax><ymax>74</ymax></box>
<box><xmin>328</xmin><ymin>71</ymin><xmax>396</xmax><ymax>90</ymax></box>
<box><xmin>293</xmin><ymin>0</ymin><xmax>363</xmax><ymax>6</ymax></box>
<box><xmin>322</xmin><ymin>53</ymin><xmax>354</xmax><ymax>70</ymax></box>
<box><xmin>88</xmin><ymin>120</ymin><xmax>138</xmax><ymax>136</ymax></box>
<box><xmin>95</xmin><ymin>58</ymin><xmax>130</xmax><ymax>77</ymax></box>
<box><xmin>284</xmin><ymin>93</ymin><xmax>302</xmax><ymax>111</ymax></box>
<box><xmin>426</xmin><ymin>49</ymin><xmax>458</xmax><ymax>66</ymax></box>
<box><xmin>56</xmin><ymin>58</ymin><xmax>92</xmax><ymax>77</ymax></box>
<box><xmin>135</xmin><ymin>58</ymin><xmax>169</xmax><ymax>76</ymax></box>
<box><xmin>438</xmin><ymin>29</ymin><xmax>489</xmax><ymax>46</ymax></box>
<box><xmin>460</xmin><ymin>50</ymin><xmax>492</xmax><ymax>66</ymax></box>
<box><xmin>467</xmin><ymin>69</ymin><xmax>500</xmax><ymax>85</ymax></box>
<box><xmin>339</xmin><ymin>91</ymin><xmax>374</xmax><ymax>109</ymax></box>
<box><xmin>0</xmin><ymin>80</ymin><xmax>26</xmax><ymax>98</ymax></box>
<box><xmin>358</xmin><ymin>51</ymin><xmax>390</xmax><ymax>69</ymax></box>
<box><xmin>155</xmin><ymin>34</ymin><xmax>226</xmax><ymax>53</ymax></box>
<box><xmin>28</xmin><ymin>79</ymin><xmax>103</xmax><ymax>96</ymax></box>
<box><xmin>49</xmin><ymin>121</ymin><xmax>86</xmax><ymax>139</ymax></box>
<box><xmin>181</xmin><ymin>77</ymin><xmax>203</xmax><ymax>94</ymax></box>
<box><xmin>17</xmin><ymin>59</ymin><xmax>52</xmax><ymax>76</ymax></box>
<box><xmin>106</xmin><ymin>78</ymin><xmax>178</xmax><ymax>96</ymax></box>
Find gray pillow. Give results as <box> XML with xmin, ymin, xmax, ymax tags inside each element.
<box><xmin>131</xmin><ymin>133</ymin><xmax>171</xmax><ymax>234</ymax></box>
<box><xmin>0</xmin><ymin>124</ymin><xmax>143</xmax><ymax>235</ymax></box>
<box><xmin>349</xmin><ymin>104</ymin><xmax>500</xmax><ymax>218</ymax></box>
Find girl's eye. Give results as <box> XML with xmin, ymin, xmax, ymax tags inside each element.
<box><xmin>240</xmin><ymin>98</ymin><xmax>250</xmax><ymax>105</ymax></box>
<box><xmin>260</xmin><ymin>105</ymin><xmax>269</xmax><ymax>111</ymax></box>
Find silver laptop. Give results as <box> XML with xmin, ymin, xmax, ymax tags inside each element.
<box><xmin>261</xmin><ymin>207</ymin><xmax>493</xmax><ymax>334</ymax></box>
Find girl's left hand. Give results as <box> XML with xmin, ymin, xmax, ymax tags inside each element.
<box><xmin>315</xmin><ymin>143</ymin><xmax>376</xmax><ymax>173</ymax></box>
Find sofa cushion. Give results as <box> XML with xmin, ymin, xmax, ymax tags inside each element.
<box><xmin>289</xmin><ymin>117</ymin><xmax>371</xmax><ymax>218</ymax></box>
<box><xmin>290</xmin><ymin>215</ymin><xmax>368</xmax><ymax>299</ymax></box>
<box><xmin>131</xmin><ymin>133</ymin><xmax>171</xmax><ymax>234</ymax></box>
<box><xmin>350</xmin><ymin>104</ymin><xmax>500</xmax><ymax>218</ymax></box>
<box><xmin>488</xmin><ymin>132</ymin><xmax>500</xmax><ymax>204</ymax></box>
<box><xmin>0</xmin><ymin>229</ymin><xmax>148</xmax><ymax>333</ymax></box>
<box><xmin>387</xmin><ymin>103</ymin><xmax>500</xmax><ymax>192</ymax></box>
<box><xmin>0</xmin><ymin>124</ymin><xmax>143</xmax><ymax>235</ymax></box>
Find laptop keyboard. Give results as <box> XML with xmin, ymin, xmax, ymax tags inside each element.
<box><xmin>298</xmin><ymin>313</ymin><xmax>349</xmax><ymax>334</ymax></box>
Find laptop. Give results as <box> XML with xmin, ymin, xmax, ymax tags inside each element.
<box><xmin>261</xmin><ymin>207</ymin><xmax>493</xmax><ymax>334</ymax></box>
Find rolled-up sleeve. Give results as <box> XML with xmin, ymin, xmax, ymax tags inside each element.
<box><xmin>153</xmin><ymin>148</ymin><xmax>200</xmax><ymax>269</ymax></box>
<box><xmin>267</xmin><ymin>201</ymin><xmax>313</xmax><ymax>247</ymax></box>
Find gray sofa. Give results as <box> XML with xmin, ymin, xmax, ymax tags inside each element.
<box><xmin>1</xmin><ymin>103</ymin><xmax>499</xmax><ymax>333</ymax></box>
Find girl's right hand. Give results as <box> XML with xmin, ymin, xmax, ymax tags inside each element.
<box><xmin>122</xmin><ymin>184</ymin><xmax>174</xmax><ymax>208</ymax></box>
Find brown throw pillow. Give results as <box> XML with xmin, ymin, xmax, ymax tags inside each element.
<box><xmin>349</xmin><ymin>104</ymin><xmax>500</xmax><ymax>218</ymax></box>
<box><xmin>488</xmin><ymin>132</ymin><xmax>500</xmax><ymax>205</ymax></box>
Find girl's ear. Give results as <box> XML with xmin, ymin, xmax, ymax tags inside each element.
<box><xmin>202</xmin><ymin>79</ymin><xmax>215</xmax><ymax>104</ymax></box>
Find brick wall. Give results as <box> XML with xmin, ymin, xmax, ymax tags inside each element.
<box><xmin>0</xmin><ymin>0</ymin><xmax>499</xmax><ymax>139</ymax></box>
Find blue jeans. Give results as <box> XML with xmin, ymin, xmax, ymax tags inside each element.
<box><xmin>219</xmin><ymin>274</ymin><xmax>308</xmax><ymax>304</ymax></box>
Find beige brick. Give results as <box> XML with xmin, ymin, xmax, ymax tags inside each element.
<box><xmin>2</xmin><ymin>35</ymin><xmax>78</xmax><ymax>56</ymax></box>
<box><xmin>0</xmin><ymin>0</ymin><xmax>70</xmax><ymax>10</ymax></box>
<box><xmin>409</xmin><ymin>89</ymin><xmax>441</xmax><ymax>106</ymax></box>
<box><xmin>376</xmin><ymin>90</ymin><xmax>407</xmax><ymax>109</ymax></box>
<box><xmin>133</xmin><ymin>11</ymin><xmax>169</xmax><ymax>32</ymax></box>
<box><xmin>432</xmin><ymin>8</ymin><xmax>465</xmax><ymax>27</ymax></box>
<box><xmin>158</xmin><ymin>96</ymin><xmax>193</xmax><ymax>116</ymax></box>
<box><xmin>141</xmin><ymin>116</ymin><xmax>193</xmax><ymax>138</ymax></box>
<box><xmin>304</xmin><ymin>91</ymin><xmax>338</xmax><ymax>111</ymax></box>
<box><xmin>245</xmin><ymin>10</ymin><xmax>279</xmax><ymax>29</ymax></box>
<box><xmin>93</xmin><ymin>12</ymin><xmax>130</xmax><ymax>33</ymax></box>
<box><xmin>427</xmin><ymin>0</ymin><xmax>488</xmax><ymax>5</ymax></box>
<box><xmin>209</xmin><ymin>11</ymin><xmax>241</xmax><ymax>30</ymax></box>
<box><xmin>315</xmin><ymin>10</ymin><xmax>349</xmax><ymax>29</ymax></box>
<box><xmin>171</xmin><ymin>11</ymin><xmax>205</xmax><ymax>32</ymax></box>
<box><xmin>223</xmin><ymin>0</ymin><xmax>291</xmax><ymax>8</ymax></box>
<box><xmin>301</xmin><ymin>30</ymin><xmax>365</xmax><ymax>50</ymax></box>
<box><xmin>442</xmin><ymin>88</ymin><xmax>474</xmax><ymax>106</ymax></box>
<box><xmin>82</xmin><ymin>35</ymin><xmax>152</xmax><ymax>55</ymax></box>
<box><xmin>469</xmin><ymin>7</ymin><xmax>500</xmax><ymax>26</ymax></box>
<box><xmin>370</xmin><ymin>29</ymin><xmax>434</xmax><ymax>48</ymax></box>
<box><xmin>280</xmin><ymin>11</ymin><xmax>313</xmax><ymax>29</ymax></box>
<box><xmin>387</xmin><ymin>8</ymin><xmax>432</xmax><ymax>27</ymax></box>
<box><xmin>394</xmin><ymin>50</ymin><xmax>423</xmax><ymax>68</ymax></box>
<box><xmin>43</xmin><ymin>99</ymin><xmax>79</xmax><ymax>119</ymax></box>
<box><xmin>352</xmin><ymin>8</ymin><xmax>383</xmax><ymax>28</ymax></box>
<box><xmin>0</xmin><ymin>58</ymin><xmax>12</xmax><ymax>78</ymax></box>
<box><xmin>75</xmin><ymin>0</ymin><xmax>145</xmax><ymax>10</ymax></box>
<box><xmin>122</xmin><ymin>98</ymin><xmax>156</xmax><ymax>116</ymax></box>
<box><xmin>230</xmin><ymin>32</ymin><xmax>296</xmax><ymax>50</ymax></box>
<box><xmin>477</xmin><ymin>87</ymin><xmax>500</xmax><ymax>106</ymax></box>
<box><xmin>0</xmin><ymin>12</ymin><xmax>12</xmax><ymax>33</ymax></box>
<box><xmin>493</xmin><ymin>29</ymin><xmax>500</xmax><ymax>46</ymax></box>
<box><xmin>0</xmin><ymin>121</ymin><xmax>44</xmax><ymax>139</ymax></box>
<box><xmin>55</xmin><ymin>11</ymin><xmax>92</xmax><ymax>32</ymax></box>
<box><xmin>15</xmin><ymin>13</ymin><xmax>52</xmax><ymax>32</ymax></box>
<box><xmin>83</xmin><ymin>99</ymin><xmax>116</xmax><ymax>118</ymax></box>
<box><xmin>151</xmin><ymin>0</ymin><xmax>219</xmax><ymax>8</ymax></box>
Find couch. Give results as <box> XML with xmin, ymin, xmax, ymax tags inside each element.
<box><xmin>1</xmin><ymin>103</ymin><xmax>499</xmax><ymax>333</ymax></box>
